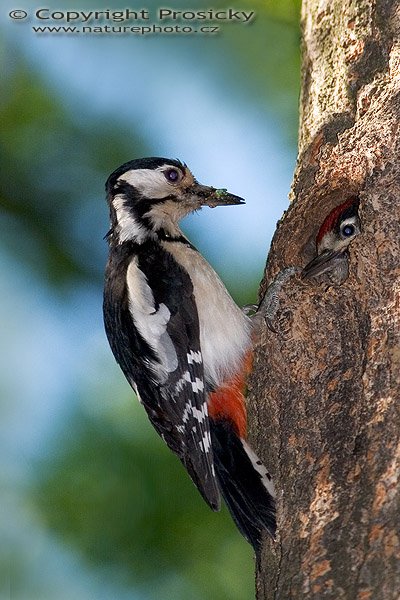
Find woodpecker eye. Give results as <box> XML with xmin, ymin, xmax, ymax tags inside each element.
<box><xmin>164</xmin><ymin>168</ymin><xmax>181</xmax><ymax>183</ymax></box>
<box><xmin>341</xmin><ymin>224</ymin><xmax>355</xmax><ymax>237</ymax></box>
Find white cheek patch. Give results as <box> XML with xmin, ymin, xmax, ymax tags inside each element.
<box><xmin>120</xmin><ymin>167</ymin><xmax>175</xmax><ymax>199</ymax></box>
<box><xmin>126</xmin><ymin>257</ymin><xmax>178</xmax><ymax>380</ymax></box>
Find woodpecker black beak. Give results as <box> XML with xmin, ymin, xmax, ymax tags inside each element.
<box><xmin>189</xmin><ymin>183</ymin><xmax>245</xmax><ymax>208</ymax></box>
<box><xmin>302</xmin><ymin>249</ymin><xmax>344</xmax><ymax>279</ymax></box>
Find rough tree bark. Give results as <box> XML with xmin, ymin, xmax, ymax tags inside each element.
<box><xmin>249</xmin><ymin>1</ymin><xmax>400</xmax><ymax>598</ymax></box>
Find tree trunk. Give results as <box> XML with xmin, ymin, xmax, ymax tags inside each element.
<box><xmin>250</xmin><ymin>1</ymin><xmax>400</xmax><ymax>598</ymax></box>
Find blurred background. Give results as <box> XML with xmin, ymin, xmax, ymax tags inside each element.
<box><xmin>0</xmin><ymin>0</ymin><xmax>300</xmax><ymax>598</ymax></box>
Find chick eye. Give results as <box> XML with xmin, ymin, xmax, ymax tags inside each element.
<box><xmin>164</xmin><ymin>168</ymin><xmax>181</xmax><ymax>183</ymax></box>
<box><xmin>341</xmin><ymin>224</ymin><xmax>355</xmax><ymax>237</ymax></box>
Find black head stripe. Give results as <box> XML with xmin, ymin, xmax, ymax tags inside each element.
<box><xmin>106</xmin><ymin>157</ymin><xmax>185</xmax><ymax>193</ymax></box>
<box><xmin>339</xmin><ymin>199</ymin><xmax>359</xmax><ymax>223</ymax></box>
<box><xmin>157</xmin><ymin>229</ymin><xmax>198</xmax><ymax>250</ymax></box>
<box><xmin>334</xmin><ymin>199</ymin><xmax>360</xmax><ymax>237</ymax></box>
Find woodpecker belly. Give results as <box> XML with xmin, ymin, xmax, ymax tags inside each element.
<box><xmin>161</xmin><ymin>240</ymin><xmax>252</xmax><ymax>389</ymax></box>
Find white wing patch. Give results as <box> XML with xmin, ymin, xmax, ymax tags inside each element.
<box><xmin>126</xmin><ymin>257</ymin><xmax>178</xmax><ymax>380</ymax></box>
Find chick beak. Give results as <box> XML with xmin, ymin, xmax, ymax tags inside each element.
<box><xmin>189</xmin><ymin>183</ymin><xmax>245</xmax><ymax>208</ymax></box>
<box><xmin>302</xmin><ymin>249</ymin><xmax>343</xmax><ymax>279</ymax></box>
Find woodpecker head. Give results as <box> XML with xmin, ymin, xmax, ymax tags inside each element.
<box><xmin>302</xmin><ymin>197</ymin><xmax>361</xmax><ymax>280</ymax></box>
<box><xmin>105</xmin><ymin>157</ymin><xmax>245</xmax><ymax>244</ymax></box>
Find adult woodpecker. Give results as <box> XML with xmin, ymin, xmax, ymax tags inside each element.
<box><xmin>302</xmin><ymin>197</ymin><xmax>361</xmax><ymax>284</ymax></box>
<box><xmin>103</xmin><ymin>157</ymin><xmax>275</xmax><ymax>552</ymax></box>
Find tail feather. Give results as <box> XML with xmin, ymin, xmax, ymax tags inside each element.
<box><xmin>182</xmin><ymin>450</ymin><xmax>221</xmax><ymax>511</ymax></box>
<box><xmin>210</xmin><ymin>418</ymin><xmax>276</xmax><ymax>552</ymax></box>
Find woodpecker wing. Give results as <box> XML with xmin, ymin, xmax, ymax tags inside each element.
<box><xmin>104</xmin><ymin>241</ymin><xmax>220</xmax><ymax>510</ymax></box>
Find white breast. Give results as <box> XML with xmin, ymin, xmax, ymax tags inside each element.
<box><xmin>162</xmin><ymin>241</ymin><xmax>252</xmax><ymax>387</ymax></box>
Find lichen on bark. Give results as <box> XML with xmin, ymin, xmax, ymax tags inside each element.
<box><xmin>250</xmin><ymin>1</ymin><xmax>400</xmax><ymax>598</ymax></box>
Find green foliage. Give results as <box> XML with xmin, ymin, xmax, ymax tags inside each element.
<box><xmin>35</xmin><ymin>401</ymin><xmax>254</xmax><ymax>599</ymax></box>
<box><xmin>0</xmin><ymin>63</ymin><xmax>147</xmax><ymax>286</ymax></box>
<box><xmin>252</xmin><ymin>0</ymin><xmax>301</xmax><ymax>26</ymax></box>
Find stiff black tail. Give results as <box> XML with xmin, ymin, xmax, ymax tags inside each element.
<box><xmin>210</xmin><ymin>418</ymin><xmax>276</xmax><ymax>552</ymax></box>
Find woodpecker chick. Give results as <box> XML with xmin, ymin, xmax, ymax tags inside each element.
<box><xmin>302</xmin><ymin>197</ymin><xmax>360</xmax><ymax>285</ymax></box>
<box><xmin>103</xmin><ymin>157</ymin><xmax>276</xmax><ymax>553</ymax></box>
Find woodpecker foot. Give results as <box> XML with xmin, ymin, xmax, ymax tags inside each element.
<box><xmin>242</xmin><ymin>304</ymin><xmax>258</xmax><ymax>317</ymax></box>
<box><xmin>255</xmin><ymin>266</ymin><xmax>301</xmax><ymax>332</ymax></box>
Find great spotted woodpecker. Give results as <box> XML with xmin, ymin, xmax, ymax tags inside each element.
<box><xmin>103</xmin><ymin>157</ymin><xmax>275</xmax><ymax>552</ymax></box>
<box><xmin>302</xmin><ymin>197</ymin><xmax>361</xmax><ymax>283</ymax></box>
